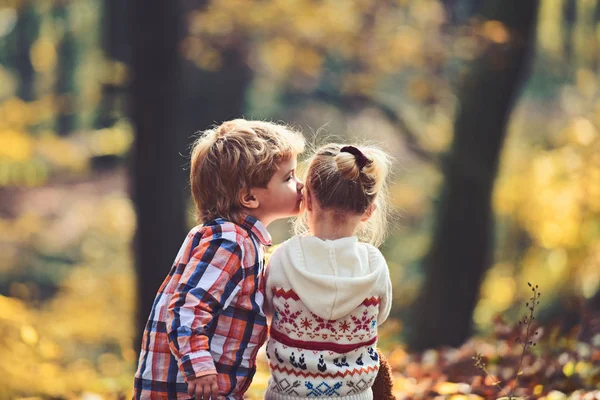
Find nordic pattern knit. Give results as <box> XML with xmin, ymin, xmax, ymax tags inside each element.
<box><xmin>264</xmin><ymin>236</ymin><xmax>392</xmax><ymax>400</ymax></box>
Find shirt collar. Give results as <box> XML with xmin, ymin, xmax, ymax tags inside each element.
<box><xmin>240</xmin><ymin>214</ymin><xmax>272</xmax><ymax>246</ymax></box>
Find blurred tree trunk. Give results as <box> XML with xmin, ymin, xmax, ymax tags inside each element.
<box><xmin>94</xmin><ymin>0</ymin><xmax>129</xmax><ymax>170</ymax></box>
<box><xmin>563</xmin><ymin>0</ymin><xmax>576</xmax><ymax>72</ymax></box>
<box><xmin>441</xmin><ymin>0</ymin><xmax>483</xmax><ymax>25</ymax></box>
<box><xmin>14</xmin><ymin>2</ymin><xmax>39</xmax><ymax>102</ymax></box>
<box><xmin>96</xmin><ymin>0</ymin><xmax>129</xmax><ymax>130</ymax></box>
<box><xmin>129</xmin><ymin>0</ymin><xmax>251</xmax><ymax>352</ymax></box>
<box><xmin>407</xmin><ymin>0</ymin><xmax>540</xmax><ymax>351</ymax></box>
<box><xmin>53</xmin><ymin>4</ymin><xmax>78</xmax><ymax>135</ymax></box>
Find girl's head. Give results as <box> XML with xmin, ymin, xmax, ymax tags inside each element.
<box><xmin>296</xmin><ymin>143</ymin><xmax>392</xmax><ymax>246</ymax></box>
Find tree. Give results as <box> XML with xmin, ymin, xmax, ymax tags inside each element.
<box><xmin>407</xmin><ymin>0</ymin><xmax>541</xmax><ymax>350</ymax></box>
<box><xmin>13</xmin><ymin>2</ymin><xmax>38</xmax><ymax>102</ymax></box>
<box><xmin>129</xmin><ymin>0</ymin><xmax>251</xmax><ymax>351</ymax></box>
<box><xmin>53</xmin><ymin>3</ymin><xmax>78</xmax><ymax>135</ymax></box>
<box><xmin>130</xmin><ymin>0</ymin><xmax>187</xmax><ymax>351</ymax></box>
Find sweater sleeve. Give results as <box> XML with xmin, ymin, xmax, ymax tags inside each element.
<box><xmin>367</xmin><ymin>245</ymin><xmax>393</xmax><ymax>326</ymax></box>
<box><xmin>263</xmin><ymin>244</ymin><xmax>284</xmax><ymax>319</ymax></box>
<box><xmin>378</xmin><ymin>266</ymin><xmax>393</xmax><ymax>326</ymax></box>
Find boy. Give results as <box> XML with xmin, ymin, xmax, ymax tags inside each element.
<box><xmin>133</xmin><ymin>119</ymin><xmax>305</xmax><ymax>399</ymax></box>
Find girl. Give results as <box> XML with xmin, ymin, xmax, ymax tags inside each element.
<box><xmin>264</xmin><ymin>143</ymin><xmax>394</xmax><ymax>400</ymax></box>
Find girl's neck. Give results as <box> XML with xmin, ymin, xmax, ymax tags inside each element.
<box><xmin>310</xmin><ymin>211</ymin><xmax>362</xmax><ymax>241</ymax></box>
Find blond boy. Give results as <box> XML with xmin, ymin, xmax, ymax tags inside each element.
<box><xmin>133</xmin><ymin>120</ymin><xmax>305</xmax><ymax>400</ymax></box>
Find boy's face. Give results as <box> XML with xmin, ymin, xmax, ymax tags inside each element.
<box><xmin>250</xmin><ymin>156</ymin><xmax>304</xmax><ymax>226</ymax></box>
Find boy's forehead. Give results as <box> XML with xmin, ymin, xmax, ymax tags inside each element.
<box><xmin>277</xmin><ymin>155</ymin><xmax>297</xmax><ymax>169</ymax></box>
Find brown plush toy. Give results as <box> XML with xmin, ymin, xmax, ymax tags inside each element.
<box><xmin>372</xmin><ymin>348</ymin><xmax>395</xmax><ymax>399</ymax></box>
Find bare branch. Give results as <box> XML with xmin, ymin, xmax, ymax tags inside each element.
<box><xmin>310</xmin><ymin>89</ymin><xmax>440</xmax><ymax>165</ymax></box>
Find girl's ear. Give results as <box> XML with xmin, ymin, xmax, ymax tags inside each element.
<box><xmin>360</xmin><ymin>203</ymin><xmax>376</xmax><ymax>222</ymax></box>
<box><xmin>239</xmin><ymin>189</ymin><xmax>259</xmax><ymax>209</ymax></box>
<box><xmin>305</xmin><ymin>187</ymin><xmax>313</xmax><ymax>211</ymax></box>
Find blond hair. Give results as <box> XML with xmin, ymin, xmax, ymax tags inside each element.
<box><xmin>190</xmin><ymin>119</ymin><xmax>305</xmax><ymax>224</ymax></box>
<box><xmin>295</xmin><ymin>143</ymin><xmax>392</xmax><ymax>246</ymax></box>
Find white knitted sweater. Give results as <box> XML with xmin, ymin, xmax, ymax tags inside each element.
<box><xmin>263</xmin><ymin>235</ymin><xmax>392</xmax><ymax>400</ymax></box>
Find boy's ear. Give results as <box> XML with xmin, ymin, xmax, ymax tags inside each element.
<box><xmin>239</xmin><ymin>189</ymin><xmax>259</xmax><ymax>209</ymax></box>
<box><xmin>361</xmin><ymin>203</ymin><xmax>376</xmax><ymax>222</ymax></box>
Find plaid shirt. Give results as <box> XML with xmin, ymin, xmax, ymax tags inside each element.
<box><xmin>133</xmin><ymin>216</ymin><xmax>271</xmax><ymax>399</ymax></box>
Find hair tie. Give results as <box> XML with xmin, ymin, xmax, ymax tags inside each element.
<box><xmin>340</xmin><ymin>146</ymin><xmax>368</xmax><ymax>170</ymax></box>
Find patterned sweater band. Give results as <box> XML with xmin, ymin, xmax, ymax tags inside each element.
<box><xmin>270</xmin><ymin>328</ymin><xmax>377</xmax><ymax>353</ymax></box>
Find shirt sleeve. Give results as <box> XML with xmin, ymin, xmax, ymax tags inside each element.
<box><xmin>166</xmin><ymin>235</ymin><xmax>244</xmax><ymax>380</ymax></box>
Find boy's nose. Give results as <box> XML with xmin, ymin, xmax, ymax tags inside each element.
<box><xmin>297</xmin><ymin>180</ymin><xmax>304</xmax><ymax>191</ymax></box>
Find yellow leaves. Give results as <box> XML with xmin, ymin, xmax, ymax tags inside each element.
<box><xmin>434</xmin><ymin>381</ymin><xmax>463</xmax><ymax>395</ymax></box>
<box><xmin>95</xmin><ymin>195</ymin><xmax>136</xmax><ymax>241</ymax></box>
<box><xmin>410</xmin><ymin>0</ymin><xmax>445</xmax><ymax>28</ymax></box>
<box><xmin>537</xmin><ymin>0</ymin><xmax>563</xmax><ymax>56</ymax></box>
<box><xmin>576</xmin><ymin>69</ymin><xmax>598</xmax><ymax>100</ymax></box>
<box><xmin>543</xmin><ymin>391</ymin><xmax>568</xmax><ymax>400</ymax></box>
<box><xmin>578</xmin><ymin>246</ymin><xmax>600</xmax><ymax>298</ymax></box>
<box><xmin>89</xmin><ymin>122</ymin><xmax>134</xmax><ymax>157</ymax></box>
<box><xmin>185</xmin><ymin>0</ymin><xmax>446</xmax><ymax>84</ymax></box>
<box><xmin>20</xmin><ymin>324</ymin><xmax>39</xmax><ymax>345</ymax></box>
<box><xmin>38</xmin><ymin>338</ymin><xmax>61</xmax><ymax>361</ymax></box>
<box><xmin>30</xmin><ymin>38</ymin><xmax>57</xmax><ymax>73</ymax></box>
<box><xmin>475</xmin><ymin>264</ymin><xmax>516</xmax><ymax>328</ymax></box>
<box><xmin>0</xmin><ymin>97</ymin><xmax>30</xmax><ymax>129</ymax></box>
<box><xmin>408</xmin><ymin>77</ymin><xmax>433</xmax><ymax>103</ymax></box>
<box><xmin>567</xmin><ymin>117</ymin><xmax>597</xmax><ymax>147</ymax></box>
<box><xmin>387</xmin><ymin>27</ymin><xmax>423</xmax><ymax>68</ymax></box>
<box><xmin>341</xmin><ymin>73</ymin><xmax>376</xmax><ymax>95</ymax></box>
<box><xmin>497</xmin><ymin>141</ymin><xmax>598</xmax><ymax>250</ymax></box>
<box><xmin>390</xmin><ymin>182</ymin><xmax>427</xmax><ymax>213</ymax></box>
<box><xmin>259</xmin><ymin>39</ymin><xmax>322</xmax><ymax>79</ymax></box>
<box><xmin>42</xmin><ymin>265</ymin><xmax>135</xmax><ymax>344</ymax></box>
<box><xmin>0</xmin><ymin>129</ymin><xmax>34</xmax><ymax>161</ymax></box>
<box><xmin>0</xmin><ymin>65</ymin><xmax>17</xmax><ymax>99</ymax></box>
<box><xmin>586</xmin><ymin>166</ymin><xmax>600</xmax><ymax>212</ymax></box>
<box><xmin>97</xmin><ymin>353</ymin><xmax>124</xmax><ymax>377</ymax></box>
<box><xmin>387</xmin><ymin>346</ymin><xmax>408</xmax><ymax>367</ymax></box>
<box><xmin>1</xmin><ymin>178</ymin><xmax>136</xmax><ymax>397</ymax></box>
<box><xmin>180</xmin><ymin>37</ymin><xmax>222</xmax><ymax>71</ymax></box>
<box><xmin>481</xmin><ymin>21</ymin><xmax>510</xmax><ymax>44</ymax></box>
<box><xmin>574</xmin><ymin>361</ymin><xmax>593</xmax><ymax>375</ymax></box>
<box><xmin>261</xmin><ymin>38</ymin><xmax>296</xmax><ymax>77</ymax></box>
<box><xmin>534</xmin><ymin>384</ymin><xmax>544</xmax><ymax>396</ymax></box>
<box><xmin>37</xmin><ymin>131</ymin><xmax>88</xmax><ymax>171</ymax></box>
<box><xmin>0</xmin><ymin>119</ymin><xmax>133</xmax><ymax>188</ymax></box>
<box><xmin>0</xmin><ymin>295</ymin><xmax>30</xmax><ymax>324</ymax></box>
<box><xmin>296</xmin><ymin>47</ymin><xmax>322</xmax><ymax>77</ymax></box>
<box><xmin>562</xmin><ymin>360</ymin><xmax>594</xmax><ymax>379</ymax></box>
<box><xmin>101</xmin><ymin>60</ymin><xmax>129</xmax><ymax>87</ymax></box>
<box><xmin>65</xmin><ymin>359</ymin><xmax>100</xmax><ymax>391</ymax></box>
<box><xmin>432</xmin><ymin>382</ymin><xmax>482</xmax><ymax>399</ymax></box>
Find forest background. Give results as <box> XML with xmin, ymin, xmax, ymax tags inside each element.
<box><xmin>1</xmin><ymin>0</ymin><xmax>600</xmax><ymax>398</ymax></box>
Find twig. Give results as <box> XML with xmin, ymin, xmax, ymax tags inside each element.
<box><xmin>508</xmin><ymin>282</ymin><xmax>541</xmax><ymax>399</ymax></box>
<box><xmin>473</xmin><ymin>282</ymin><xmax>541</xmax><ymax>400</ymax></box>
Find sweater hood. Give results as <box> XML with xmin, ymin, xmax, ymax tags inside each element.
<box><xmin>276</xmin><ymin>235</ymin><xmax>387</xmax><ymax>320</ymax></box>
